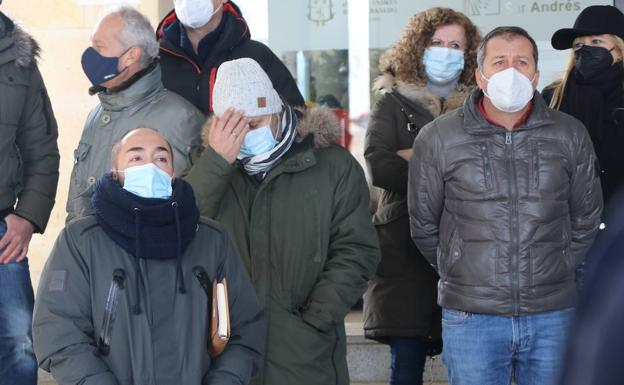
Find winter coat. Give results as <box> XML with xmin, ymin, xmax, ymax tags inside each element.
<box><xmin>157</xmin><ymin>1</ymin><xmax>304</xmax><ymax>115</ymax></box>
<box><xmin>33</xmin><ymin>190</ymin><xmax>265</xmax><ymax>385</ymax></box>
<box><xmin>183</xmin><ymin>107</ymin><xmax>381</xmax><ymax>385</ymax></box>
<box><xmin>408</xmin><ymin>89</ymin><xmax>603</xmax><ymax>316</ymax></box>
<box><xmin>543</xmin><ymin>82</ymin><xmax>624</xmax><ymax>207</ymax></box>
<box><xmin>559</xmin><ymin>191</ymin><xmax>624</xmax><ymax>385</ymax></box>
<box><xmin>0</xmin><ymin>12</ymin><xmax>59</xmax><ymax>231</ymax></box>
<box><xmin>363</xmin><ymin>73</ymin><xmax>471</xmax><ymax>343</ymax></box>
<box><xmin>66</xmin><ymin>64</ymin><xmax>204</xmax><ymax>222</ymax></box>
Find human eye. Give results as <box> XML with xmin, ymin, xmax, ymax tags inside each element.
<box><xmin>573</xmin><ymin>42</ymin><xmax>584</xmax><ymax>51</ymax></box>
<box><xmin>450</xmin><ymin>42</ymin><xmax>462</xmax><ymax>50</ymax></box>
<box><xmin>430</xmin><ymin>40</ymin><xmax>441</xmax><ymax>47</ymax></box>
<box><xmin>591</xmin><ymin>38</ymin><xmax>604</xmax><ymax>45</ymax></box>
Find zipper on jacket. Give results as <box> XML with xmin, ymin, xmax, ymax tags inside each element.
<box><xmin>504</xmin><ymin>132</ymin><xmax>521</xmax><ymax>315</ymax></box>
<box><xmin>98</xmin><ymin>269</ymin><xmax>126</xmax><ymax>356</ymax></box>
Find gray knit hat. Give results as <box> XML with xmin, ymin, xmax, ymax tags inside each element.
<box><xmin>212</xmin><ymin>58</ymin><xmax>283</xmax><ymax>117</ymax></box>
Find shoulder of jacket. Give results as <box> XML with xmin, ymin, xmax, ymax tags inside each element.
<box><xmin>197</xmin><ymin>216</ymin><xmax>229</xmax><ymax>237</ymax></box>
<box><xmin>65</xmin><ymin>215</ymin><xmax>101</xmax><ymax>238</ymax></box>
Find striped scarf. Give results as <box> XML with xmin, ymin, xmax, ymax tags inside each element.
<box><xmin>237</xmin><ymin>104</ymin><xmax>298</xmax><ymax>179</ymax></box>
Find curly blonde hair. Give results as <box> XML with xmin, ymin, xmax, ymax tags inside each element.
<box><xmin>379</xmin><ymin>7</ymin><xmax>481</xmax><ymax>87</ymax></box>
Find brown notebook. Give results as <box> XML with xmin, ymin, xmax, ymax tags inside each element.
<box><xmin>209</xmin><ymin>277</ymin><xmax>230</xmax><ymax>358</ymax></box>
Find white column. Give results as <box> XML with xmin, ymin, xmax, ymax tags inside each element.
<box><xmin>347</xmin><ymin>0</ymin><xmax>370</xmax><ymax>120</ymax></box>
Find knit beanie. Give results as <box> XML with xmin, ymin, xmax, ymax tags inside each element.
<box><xmin>212</xmin><ymin>58</ymin><xmax>283</xmax><ymax>117</ymax></box>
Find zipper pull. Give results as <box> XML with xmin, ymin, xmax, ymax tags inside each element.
<box><xmin>505</xmin><ymin>132</ymin><xmax>512</xmax><ymax>145</ymax></box>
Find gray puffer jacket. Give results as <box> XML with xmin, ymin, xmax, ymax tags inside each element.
<box><xmin>408</xmin><ymin>90</ymin><xmax>603</xmax><ymax>316</ymax></box>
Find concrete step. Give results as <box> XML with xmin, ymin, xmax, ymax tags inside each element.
<box><xmin>345</xmin><ymin>311</ymin><xmax>448</xmax><ymax>384</ymax></box>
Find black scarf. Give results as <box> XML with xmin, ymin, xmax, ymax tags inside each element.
<box><xmin>559</xmin><ymin>64</ymin><xmax>624</xmax><ymax>144</ymax></box>
<box><xmin>92</xmin><ymin>172</ymin><xmax>200</xmax><ymax>313</ymax></box>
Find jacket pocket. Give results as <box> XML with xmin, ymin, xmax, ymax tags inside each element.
<box><xmin>98</xmin><ymin>269</ymin><xmax>126</xmax><ymax>356</ymax></box>
<box><xmin>529</xmin><ymin>140</ymin><xmax>540</xmax><ymax>191</ymax></box>
<box><xmin>441</xmin><ymin>227</ymin><xmax>461</xmax><ymax>278</ymax></box>
<box><xmin>479</xmin><ymin>142</ymin><xmax>494</xmax><ymax>190</ymax></box>
<box><xmin>529</xmin><ymin>243</ymin><xmax>574</xmax><ymax>287</ymax></box>
<box><xmin>72</xmin><ymin>142</ymin><xmax>92</xmax><ymax>187</ymax></box>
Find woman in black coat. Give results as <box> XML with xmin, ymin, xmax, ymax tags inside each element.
<box><xmin>544</xmin><ymin>5</ymin><xmax>624</xmax><ymax>209</ymax></box>
<box><xmin>363</xmin><ymin>7</ymin><xmax>480</xmax><ymax>385</ymax></box>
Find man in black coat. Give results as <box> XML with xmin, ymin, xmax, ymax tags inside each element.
<box><xmin>157</xmin><ymin>0</ymin><xmax>304</xmax><ymax>115</ymax></box>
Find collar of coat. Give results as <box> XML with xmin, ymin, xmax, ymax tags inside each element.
<box><xmin>96</xmin><ymin>64</ymin><xmax>164</xmax><ymax>111</ymax></box>
<box><xmin>461</xmin><ymin>88</ymin><xmax>555</xmax><ymax>135</ymax></box>
<box><xmin>202</xmin><ymin>105</ymin><xmax>341</xmax><ymax>152</ymax></box>
<box><xmin>374</xmin><ymin>72</ymin><xmax>472</xmax><ymax>117</ymax></box>
<box><xmin>0</xmin><ymin>12</ymin><xmax>40</xmax><ymax>68</ymax></box>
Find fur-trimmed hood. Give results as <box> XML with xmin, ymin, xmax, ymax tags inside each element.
<box><xmin>202</xmin><ymin>106</ymin><xmax>341</xmax><ymax>150</ymax></box>
<box><xmin>374</xmin><ymin>72</ymin><xmax>472</xmax><ymax>117</ymax></box>
<box><xmin>0</xmin><ymin>12</ymin><xmax>40</xmax><ymax>68</ymax></box>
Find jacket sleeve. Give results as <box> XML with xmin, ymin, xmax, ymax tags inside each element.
<box><xmin>407</xmin><ymin>122</ymin><xmax>444</xmax><ymax>268</ymax></box>
<box><xmin>33</xmin><ymin>229</ymin><xmax>119</xmax><ymax>385</ymax></box>
<box><xmin>204</xmin><ymin>231</ymin><xmax>266</xmax><ymax>385</ymax></box>
<box><xmin>300</xmin><ymin>152</ymin><xmax>381</xmax><ymax>332</ymax></box>
<box><xmin>259</xmin><ymin>43</ymin><xmax>305</xmax><ymax>108</ymax></box>
<box><xmin>183</xmin><ymin>145</ymin><xmax>237</xmax><ymax>218</ymax></box>
<box><xmin>14</xmin><ymin>66</ymin><xmax>60</xmax><ymax>232</ymax></box>
<box><xmin>568</xmin><ymin>122</ymin><xmax>603</xmax><ymax>265</ymax></box>
<box><xmin>364</xmin><ymin>93</ymin><xmax>409</xmax><ymax>195</ymax></box>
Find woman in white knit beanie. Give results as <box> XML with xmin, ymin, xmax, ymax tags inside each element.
<box><xmin>183</xmin><ymin>58</ymin><xmax>380</xmax><ymax>385</ymax></box>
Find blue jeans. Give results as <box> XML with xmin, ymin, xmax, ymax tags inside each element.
<box><xmin>0</xmin><ymin>220</ymin><xmax>37</xmax><ymax>385</ymax></box>
<box><xmin>442</xmin><ymin>308</ymin><xmax>574</xmax><ymax>385</ymax></box>
<box><xmin>388</xmin><ymin>337</ymin><xmax>427</xmax><ymax>385</ymax></box>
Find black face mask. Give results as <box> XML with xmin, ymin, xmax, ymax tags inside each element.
<box><xmin>574</xmin><ymin>45</ymin><xmax>615</xmax><ymax>80</ymax></box>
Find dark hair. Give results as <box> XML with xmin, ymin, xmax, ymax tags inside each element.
<box><xmin>477</xmin><ymin>26</ymin><xmax>538</xmax><ymax>69</ymax></box>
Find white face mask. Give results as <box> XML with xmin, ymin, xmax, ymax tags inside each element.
<box><xmin>481</xmin><ymin>67</ymin><xmax>536</xmax><ymax>113</ymax></box>
<box><xmin>174</xmin><ymin>0</ymin><xmax>222</xmax><ymax>29</ymax></box>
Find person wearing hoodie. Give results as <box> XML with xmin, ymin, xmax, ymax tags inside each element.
<box><xmin>33</xmin><ymin>128</ymin><xmax>266</xmax><ymax>385</ymax></box>
<box><xmin>184</xmin><ymin>58</ymin><xmax>380</xmax><ymax>385</ymax></box>
<box><xmin>0</xmin><ymin>3</ymin><xmax>60</xmax><ymax>385</ymax></box>
<box><xmin>363</xmin><ymin>8</ymin><xmax>480</xmax><ymax>385</ymax></box>
<box><xmin>157</xmin><ymin>0</ymin><xmax>304</xmax><ymax>115</ymax></box>
<box><xmin>67</xmin><ymin>5</ymin><xmax>204</xmax><ymax>222</ymax></box>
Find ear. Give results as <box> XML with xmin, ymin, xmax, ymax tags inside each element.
<box><xmin>475</xmin><ymin>68</ymin><xmax>486</xmax><ymax>91</ymax></box>
<box><xmin>122</xmin><ymin>46</ymin><xmax>142</xmax><ymax>67</ymax></box>
<box><xmin>111</xmin><ymin>169</ymin><xmax>118</xmax><ymax>181</ymax></box>
<box><xmin>532</xmin><ymin>70</ymin><xmax>540</xmax><ymax>89</ymax></box>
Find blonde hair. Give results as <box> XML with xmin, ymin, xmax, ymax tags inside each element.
<box><xmin>378</xmin><ymin>7</ymin><xmax>481</xmax><ymax>86</ymax></box>
<box><xmin>549</xmin><ymin>34</ymin><xmax>624</xmax><ymax>110</ymax></box>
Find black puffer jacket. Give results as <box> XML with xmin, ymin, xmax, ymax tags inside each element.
<box><xmin>157</xmin><ymin>2</ymin><xmax>304</xmax><ymax>115</ymax></box>
<box><xmin>408</xmin><ymin>90</ymin><xmax>603</xmax><ymax>316</ymax></box>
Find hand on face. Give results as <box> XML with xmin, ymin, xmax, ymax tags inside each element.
<box><xmin>208</xmin><ymin>108</ymin><xmax>251</xmax><ymax>164</ymax></box>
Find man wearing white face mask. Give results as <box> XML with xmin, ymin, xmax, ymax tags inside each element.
<box><xmin>408</xmin><ymin>26</ymin><xmax>603</xmax><ymax>385</ymax></box>
<box><xmin>34</xmin><ymin>128</ymin><xmax>266</xmax><ymax>385</ymax></box>
<box><xmin>157</xmin><ymin>0</ymin><xmax>303</xmax><ymax>115</ymax></box>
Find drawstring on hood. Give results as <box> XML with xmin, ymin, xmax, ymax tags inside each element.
<box><xmin>92</xmin><ymin>172</ymin><xmax>200</xmax><ymax>315</ymax></box>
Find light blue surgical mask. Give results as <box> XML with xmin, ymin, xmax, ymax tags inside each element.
<box><xmin>121</xmin><ymin>163</ymin><xmax>172</xmax><ymax>199</ymax></box>
<box><xmin>239</xmin><ymin>125</ymin><xmax>278</xmax><ymax>158</ymax></box>
<box><xmin>423</xmin><ymin>47</ymin><xmax>465</xmax><ymax>84</ymax></box>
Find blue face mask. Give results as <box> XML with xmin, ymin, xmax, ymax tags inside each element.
<box><xmin>239</xmin><ymin>125</ymin><xmax>278</xmax><ymax>158</ymax></box>
<box><xmin>121</xmin><ymin>163</ymin><xmax>173</xmax><ymax>200</ymax></box>
<box><xmin>422</xmin><ymin>47</ymin><xmax>465</xmax><ymax>84</ymax></box>
<box><xmin>81</xmin><ymin>47</ymin><xmax>128</xmax><ymax>86</ymax></box>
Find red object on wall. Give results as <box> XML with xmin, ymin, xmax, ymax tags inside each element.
<box><xmin>333</xmin><ymin>108</ymin><xmax>352</xmax><ymax>149</ymax></box>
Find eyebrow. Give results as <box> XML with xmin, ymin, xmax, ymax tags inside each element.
<box><xmin>125</xmin><ymin>146</ymin><xmax>170</xmax><ymax>153</ymax></box>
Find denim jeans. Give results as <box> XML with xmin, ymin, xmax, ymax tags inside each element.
<box><xmin>388</xmin><ymin>337</ymin><xmax>427</xmax><ymax>385</ymax></box>
<box><xmin>442</xmin><ymin>308</ymin><xmax>574</xmax><ymax>385</ymax></box>
<box><xmin>0</xmin><ymin>220</ymin><xmax>37</xmax><ymax>385</ymax></box>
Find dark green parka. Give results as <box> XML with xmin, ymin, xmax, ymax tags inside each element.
<box><xmin>363</xmin><ymin>73</ymin><xmax>470</xmax><ymax>344</ymax></box>
<box><xmin>184</xmin><ymin>107</ymin><xmax>380</xmax><ymax>385</ymax></box>
<box><xmin>0</xmin><ymin>12</ymin><xmax>59</xmax><ymax>231</ymax></box>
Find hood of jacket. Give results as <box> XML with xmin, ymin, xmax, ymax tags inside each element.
<box><xmin>201</xmin><ymin>106</ymin><xmax>341</xmax><ymax>150</ymax></box>
<box><xmin>97</xmin><ymin>64</ymin><xmax>164</xmax><ymax>111</ymax></box>
<box><xmin>374</xmin><ymin>72</ymin><xmax>471</xmax><ymax>117</ymax></box>
<box><xmin>0</xmin><ymin>12</ymin><xmax>39</xmax><ymax>67</ymax></box>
